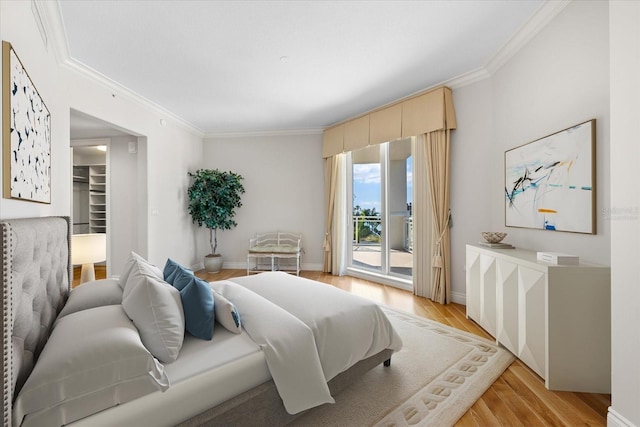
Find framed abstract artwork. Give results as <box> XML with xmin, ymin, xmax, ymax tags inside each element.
<box><xmin>505</xmin><ymin>119</ymin><xmax>595</xmax><ymax>234</ymax></box>
<box><xmin>2</xmin><ymin>41</ymin><xmax>51</xmax><ymax>204</ymax></box>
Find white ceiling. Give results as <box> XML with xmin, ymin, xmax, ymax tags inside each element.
<box><xmin>58</xmin><ymin>0</ymin><xmax>545</xmax><ymax>135</ymax></box>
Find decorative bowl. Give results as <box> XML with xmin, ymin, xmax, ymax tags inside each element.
<box><xmin>481</xmin><ymin>232</ymin><xmax>507</xmax><ymax>243</ymax></box>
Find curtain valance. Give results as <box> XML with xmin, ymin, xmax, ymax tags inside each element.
<box><xmin>322</xmin><ymin>86</ymin><xmax>456</xmax><ymax>158</ymax></box>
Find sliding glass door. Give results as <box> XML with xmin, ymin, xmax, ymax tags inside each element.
<box><xmin>348</xmin><ymin>138</ymin><xmax>413</xmax><ymax>288</ymax></box>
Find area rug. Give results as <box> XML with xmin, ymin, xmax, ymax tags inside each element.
<box><xmin>290</xmin><ymin>307</ymin><xmax>515</xmax><ymax>427</ymax></box>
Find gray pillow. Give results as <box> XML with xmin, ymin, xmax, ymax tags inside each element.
<box><xmin>13</xmin><ymin>305</ymin><xmax>169</xmax><ymax>427</ymax></box>
<box><xmin>57</xmin><ymin>278</ymin><xmax>123</xmax><ymax>319</ymax></box>
<box><xmin>120</xmin><ymin>251</ymin><xmax>163</xmax><ymax>292</ymax></box>
<box><xmin>122</xmin><ymin>266</ymin><xmax>185</xmax><ymax>363</ymax></box>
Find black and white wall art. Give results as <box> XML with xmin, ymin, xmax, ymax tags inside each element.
<box><xmin>2</xmin><ymin>41</ymin><xmax>51</xmax><ymax>204</ymax></box>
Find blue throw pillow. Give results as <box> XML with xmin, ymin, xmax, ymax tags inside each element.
<box><xmin>172</xmin><ymin>268</ymin><xmax>214</xmax><ymax>340</ymax></box>
<box><xmin>163</xmin><ymin>258</ymin><xmax>193</xmax><ymax>285</ymax></box>
<box><xmin>172</xmin><ymin>265</ymin><xmax>199</xmax><ymax>292</ymax></box>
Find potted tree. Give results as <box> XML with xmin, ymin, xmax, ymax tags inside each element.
<box><xmin>187</xmin><ymin>168</ymin><xmax>245</xmax><ymax>273</ymax></box>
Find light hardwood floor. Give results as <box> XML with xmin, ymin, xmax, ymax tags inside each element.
<box><xmin>197</xmin><ymin>269</ymin><xmax>610</xmax><ymax>427</ymax></box>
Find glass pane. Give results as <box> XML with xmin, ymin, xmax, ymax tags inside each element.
<box><xmin>351</xmin><ymin>145</ymin><xmax>381</xmax><ymax>272</ymax></box>
<box><xmin>388</xmin><ymin>138</ymin><xmax>413</xmax><ymax>277</ymax></box>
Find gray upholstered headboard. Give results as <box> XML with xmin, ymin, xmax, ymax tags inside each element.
<box><xmin>1</xmin><ymin>217</ymin><xmax>71</xmax><ymax>427</ymax></box>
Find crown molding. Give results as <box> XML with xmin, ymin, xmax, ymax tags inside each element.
<box><xmin>485</xmin><ymin>0</ymin><xmax>571</xmax><ymax>75</ymax></box>
<box><xmin>60</xmin><ymin>58</ymin><xmax>205</xmax><ymax>137</ymax></box>
<box><xmin>442</xmin><ymin>67</ymin><xmax>492</xmax><ymax>90</ymax></box>
<box><xmin>36</xmin><ymin>1</ymin><xmax>69</xmax><ymax>63</ymax></box>
<box><xmin>205</xmin><ymin>128</ymin><xmax>324</xmax><ymax>139</ymax></box>
<box><xmin>37</xmin><ymin>1</ymin><xmax>204</xmax><ymax>138</ymax></box>
<box><xmin>446</xmin><ymin>0</ymin><xmax>571</xmax><ymax>90</ymax></box>
<box><xmin>36</xmin><ymin>0</ymin><xmax>570</xmax><ymax>137</ymax></box>
<box><xmin>327</xmin><ymin>0</ymin><xmax>572</xmax><ymax>125</ymax></box>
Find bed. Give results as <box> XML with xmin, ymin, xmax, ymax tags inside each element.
<box><xmin>1</xmin><ymin>216</ymin><xmax>402</xmax><ymax>427</ymax></box>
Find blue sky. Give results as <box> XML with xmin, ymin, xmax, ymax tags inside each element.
<box><xmin>353</xmin><ymin>157</ymin><xmax>412</xmax><ymax>213</ymax></box>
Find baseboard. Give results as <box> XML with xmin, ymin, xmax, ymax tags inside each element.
<box><xmin>220</xmin><ymin>262</ymin><xmax>323</xmax><ymax>272</ymax></box>
<box><xmin>190</xmin><ymin>262</ymin><xmax>204</xmax><ymax>272</ymax></box>
<box><xmin>608</xmin><ymin>407</ymin><xmax>637</xmax><ymax>427</ymax></box>
<box><xmin>450</xmin><ymin>290</ymin><xmax>466</xmax><ymax>305</ymax></box>
<box><xmin>302</xmin><ymin>263</ymin><xmax>323</xmax><ymax>271</ymax></box>
<box><xmin>219</xmin><ymin>261</ymin><xmax>244</xmax><ymax>270</ymax></box>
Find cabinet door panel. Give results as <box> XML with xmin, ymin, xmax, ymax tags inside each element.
<box><xmin>518</xmin><ymin>266</ymin><xmax>546</xmax><ymax>378</ymax></box>
<box><xmin>479</xmin><ymin>254</ymin><xmax>497</xmax><ymax>336</ymax></box>
<box><xmin>465</xmin><ymin>248</ymin><xmax>481</xmax><ymax>323</ymax></box>
<box><xmin>496</xmin><ymin>259</ymin><xmax>519</xmax><ymax>354</ymax></box>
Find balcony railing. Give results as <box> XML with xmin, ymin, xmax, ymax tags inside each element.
<box><xmin>404</xmin><ymin>216</ymin><xmax>413</xmax><ymax>252</ymax></box>
<box><xmin>353</xmin><ymin>215</ymin><xmax>381</xmax><ymax>245</ymax></box>
<box><xmin>352</xmin><ymin>215</ymin><xmax>413</xmax><ymax>251</ymax></box>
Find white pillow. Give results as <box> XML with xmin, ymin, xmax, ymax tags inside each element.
<box><xmin>13</xmin><ymin>305</ymin><xmax>169</xmax><ymax>427</ymax></box>
<box><xmin>120</xmin><ymin>251</ymin><xmax>163</xmax><ymax>292</ymax></box>
<box><xmin>122</xmin><ymin>264</ymin><xmax>185</xmax><ymax>363</ymax></box>
<box><xmin>213</xmin><ymin>290</ymin><xmax>242</xmax><ymax>334</ymax></box>
<box><xmin>57</xmin><ymin>278</ymin><xmax>123</xmax><ymax>319</ymax></box>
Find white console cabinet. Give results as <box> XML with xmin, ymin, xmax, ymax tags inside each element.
<box><xmin>466</xmin><ymin>244</ymin><xmax>611</xmax><ymax>393</ymax></box>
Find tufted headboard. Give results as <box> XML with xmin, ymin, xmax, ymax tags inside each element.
<box><xmin>1</xmin><ymin>217</ymin><xmax>71</xmax><ymax>427</ymax></box>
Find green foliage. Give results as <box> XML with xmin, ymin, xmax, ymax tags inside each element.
<box><xmin>187</xmin><ymin>169</ymin><xmax>245</xmax><ymax>254</ymax></box>
<box><xmin>353</xmin><ymin>205</ymin><xmax>381</xmax><ymax>243</ymax></box>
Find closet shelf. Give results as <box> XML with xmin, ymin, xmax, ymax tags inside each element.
<box><xmin>89</xmin><ymin>164</ymin><xmax>107</xmax><ymax>234</ymax></box>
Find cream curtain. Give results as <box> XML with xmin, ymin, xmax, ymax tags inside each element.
<box><xmin>323</xmin><ymin>156</ymin><xmax>338</xmax><ymax>272</ymax></box>
<box><xmin>424</xmin><ymin>129</ymin><xmax>452</xmax><ymax>304</ymax></box>
<box><xmin>323</xmin><ymin>154</ymin><xmax>347</xmax><ymax>274</ymax></box>
<box><xmin>411</xmin><ymin>88</ymin><xmax>455</xmax><ymax>303</ymax></box>
<box><xmin>412</xmin><ymin>136</ymin><xmax>433</xmax><ymax>297</ymax></box>
<box><xmin>331</xmin><ymin>154</ymin><xmax>348</xmax><ymax>275</ymax></box>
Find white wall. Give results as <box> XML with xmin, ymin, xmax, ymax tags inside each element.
<box><xmin>3</xmin><ymin>6</ymin><xmax>634</xmax><ymax>422</ymax></box>
<box><xmin>490</xmin><ymin>0</ymin><xmax>610</xmax><ymax>263</ymax></box>
<box><xmin>609</xmin><ymin>2</ymin><xmax>640</xmax><ymax>426</ymax></box>
<box><xmin>0</xmin><ymin>1</ymin><xmax>205</xmax><ymax>272</ymax></box>
<box><xmin>1</xmin><ymin>1</ymin><xmax>613</xmax><ymax>294</ymax></box>
<box><xmin>202</xmin><ymin>133</ymin><xmax>324</xmax><ymax>270</ymax></box>
<box><xmin>63</xmin><ymin>67</ymin><xmax>204</xmax><ymax>268</ymax></box>
<box><xmin>449</xmin><ymin>79</ymin><xmax>494</xmax><ymax>302</ymax></box>
<box><xmin>0</xmin><ymin>2</ymin><xmax>70</xmax><ymax>219</ymax></box>
<box><xmin>449</xmin><ymin>0</ymin><xmax>610</xmax><ymax>305</ymax></box>
<box><xmin>109</xmin><ymin>136</ymin><xmax>139</xmax><ymax>276</ymax></box>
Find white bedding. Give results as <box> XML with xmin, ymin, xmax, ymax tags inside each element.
<box><xmin>164</xmin><ymin>327</ymin><xmax>263</xmax><ymax>382</ymax></box>
<box><xmin>229</xmin><ymin>272</ymin><xmax>403</xmax><ymax>380</ymax></box>
<box><xmin>70</xmin><ymin>272</ymin><xmax>402</xmax><ymax>425</ymax></box>
<box><xmin>214</xmin><ymin>272</ymin><xmax>403</xmax><ymax>414</ymax></box>
<box><xmin>69</xmin><ymin>329</ymin><xmax>270</xmax><ymax>427</ymax></box>
<box><xmin>210</xmin><ymin>279</ymin><xmax>335</xmax><ymax>414</ymax></box>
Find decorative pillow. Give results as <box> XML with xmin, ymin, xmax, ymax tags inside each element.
<box><xmin>122</xmin><ymin>252</ymin><xmax>164</xmax><ymax>299</ymax></box>
<box><xmin>172</xmin><ymin>265</ymin><xmax>196</xmax><ymax>291</ymax></box>
<box><xmin>57</xmin><ymin>278</ymin><xmax>123</xmax><ymax>319</ymax></box>
<box><xmin>172</xmin><ymin>268</ymin><xmax>214</xmax><ymax>340</ymax></box>
<box><xmin>122</xmin><ymin>264</ymin><xmax>185</xmax><ymax>363</ymax></box>
<box><xmin>213</xmin><ymin>290</ymin><xmax>242</xmax><ymax>334</ymax></box>
<box><xmin>163</xmin><ymin>258</ymin><xmax>193</xmax><ymax>285</ymax></box>
<box><xmin>13</xmin><ymin>305</ymin><xmax>169</xmax><ymax>427</ymax></box>
<box><xmin>249</xmin><ymin>244</ymin><xmax>299</xmax><ymax>254</ymax></box>
<box><xmin>120</xmin><ymin>251</ymin><xmax>163</xmax><ymax>291</ymax></box>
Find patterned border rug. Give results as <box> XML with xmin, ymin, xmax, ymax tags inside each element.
<box><xmin>291</xmin><ymin>307</ymin><xmax>515</xmax><ymax>427</ymax></box>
